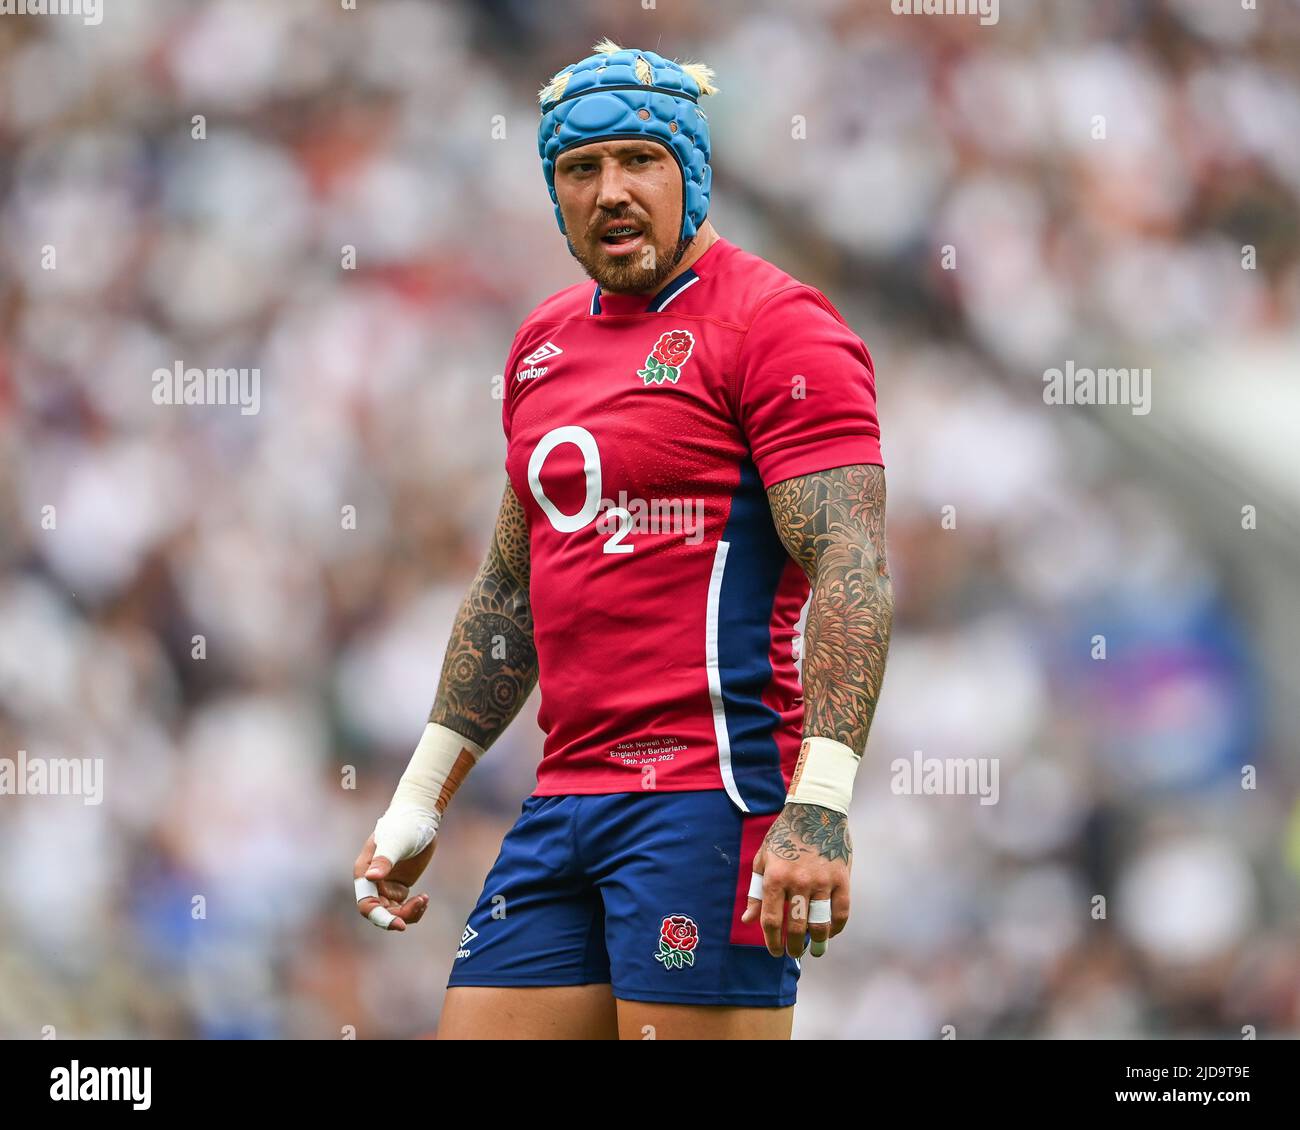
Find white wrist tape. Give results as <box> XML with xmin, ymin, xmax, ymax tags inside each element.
<box><xmin>372</xmin><ymin>723</ymin><xmax>485</xmax><ymax>864</ymax></box>
<box><xmin>785</xmin><ymin>736</ymin><xmax>861</xmax><ymax>815</ymax></box>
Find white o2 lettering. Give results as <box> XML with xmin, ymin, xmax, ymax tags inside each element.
<box><xmin>603</xmin><ymin>507</ymin><xmax>634</xmax><ymax>554</ymax></box>
<box><xmin>528</xmin><ymin>426</ymin><xmax>635</xmax><ymax>553</ymax></box>
<box><xmin>528</xmin><ymin>425</ymin><xmax>602</xmax><ymax>533</ymax></box>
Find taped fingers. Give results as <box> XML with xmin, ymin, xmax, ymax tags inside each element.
<box><xmin>747</xmin><ymin>872</ymin><xmax>829</xmax><ymax>958</ymax></box>
<box><xmin>808</xmin><ymin>897</ymin><xmax>832</xmax><ymax>957</ymax></box>
<box><xmin>741</xmin><ymin>869</ymin><xmax>764</xmax><ymax>923</ymax></box>
<box><xmin>354</xmin><ymin>876</ymin><xmax>428</xmax><ymax>932</ymax></box>
<box><xmin>354</xmin><ymin>876</ymin><xmax>394</xmax><ymax>929</ymax></box>
<box><xmin>757</xmin><ymin>872</ymin><xmax>787</xmax><ymax>957</ymax></box>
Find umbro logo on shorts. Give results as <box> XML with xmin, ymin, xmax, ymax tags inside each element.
<box><xmin>456</xmin><ymin>922</ymin><xmax>479</xmax><ymax>959</ymax></box>
<box><xmin>517</xmin><ymin>340</ymin><xmax>562</xmax><ymax>381</ymax></box>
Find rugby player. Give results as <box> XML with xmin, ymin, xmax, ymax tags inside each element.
<box><xmin>353</xmin><ymin>39</ymin><xmax>892</xmax><ymax>1041</ymax></box>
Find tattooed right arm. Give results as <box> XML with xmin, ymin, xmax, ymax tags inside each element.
<box><xmin>428</xmin><ymin>481</ymin><xmax>538</xmax><ymax>749</ymax></box>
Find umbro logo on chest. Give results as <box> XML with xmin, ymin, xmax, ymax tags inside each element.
<box><xmin>517</xmin><ymin>340</ymin><xmax>562</xmax><ymax>381</ymax></box>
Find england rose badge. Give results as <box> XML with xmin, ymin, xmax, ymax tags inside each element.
<box><xmin>655</xmin><ymin>914</ymin><xmax>699</xmax><ymax>970</ymax></box>
<box><xmin>637</xmin><ymin>329</ymin><xmax>695</xmax><ymax>385</ymax></box>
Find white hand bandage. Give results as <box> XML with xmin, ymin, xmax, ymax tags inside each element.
<box><xmin>372</xmin><ymin>723</ymin><xmax>486</xmax><ymax>864</ymax></box>
<box><xmin>785</xmin><ymin>736</ymin><xmax>861</xmax><ymax>815</ymax></box>
<box><xmin>372</xmin><ymin>804</ymin><xmax>440</xmax><ymax>869</ymax></box>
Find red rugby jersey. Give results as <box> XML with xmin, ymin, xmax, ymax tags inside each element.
<box><xmin>501</xmin><ymin>236</ymin><xmax>882</xmax><ymax>813</ymax></box>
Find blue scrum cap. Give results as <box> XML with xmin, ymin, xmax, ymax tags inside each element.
<box><xmin>537</xmin><ymin>39</ymin><xmax>718</xmax><ymax>242</ymax></box>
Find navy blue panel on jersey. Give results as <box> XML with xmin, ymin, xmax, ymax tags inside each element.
<box><xmin>715</xmin><ymin>459</ymin><xmax>790</xmax><ymax>813</ymax></box>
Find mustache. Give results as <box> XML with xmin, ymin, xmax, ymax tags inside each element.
<box><xmin>591</xmin><ymin>214</ymin><xmax>650</xmax><ymax>235</ymax></box>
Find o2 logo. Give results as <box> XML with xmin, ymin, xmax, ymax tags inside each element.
<box><xmin>527</xmin><ymin>425</ymin><xmax>633</xmax><ymax>554</ymax></box>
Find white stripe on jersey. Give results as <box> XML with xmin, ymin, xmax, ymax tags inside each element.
<box><xmin>705</xmin><ymin>538</ymin><xmax>748</xmax><ymax>812</ymax></box>
<box><xmin>654</xmin><ymin>274</ymin><xmax>700</xmax><ymax>311</ymax></box>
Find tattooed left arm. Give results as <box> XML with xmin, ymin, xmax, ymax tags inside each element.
<box><xmin>741</xmin><ymin>464</ymin><xmax>893</xmax><ymax>957</ymax></box>
<box><xmin>770</xmin><ymin>463</ymin><xmax>892</xmax><ymax>750</ymax></box>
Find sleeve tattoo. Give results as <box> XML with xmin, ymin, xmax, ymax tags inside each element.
<box><xmin>429</xmin><ymin>481</ymin><xmax>538</xmax><ymax>749</ymax></box>
<box><xmin>767</xmin><ymin>463</ymin><xmax>893</xmax><ymax>756</ymax></box>
<box><xmin>760</xmin><ymin>464</ymin><xmax>892</xmax><ymax>864</ymax></box>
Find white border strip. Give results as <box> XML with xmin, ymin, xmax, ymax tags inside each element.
<box><xmin>705</xmin><ymin>538</ymin><xmax>747</xmax><ymax>811</ymax></box>
<box><xmin>654</xmin><ymin>274</ymin><xmax>700</xmax><ymax>312</ymax></box>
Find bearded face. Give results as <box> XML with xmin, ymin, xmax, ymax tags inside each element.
<box><xmin>553</xmin><ymin>139</ymin><xmax>691</xmax><ymax>294</ymax></box>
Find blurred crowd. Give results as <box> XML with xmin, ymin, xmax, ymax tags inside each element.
<box><xmin>1</xmin><ymin>0</ymin><xmax>1298</xmax><ymax>1039</ymax></box>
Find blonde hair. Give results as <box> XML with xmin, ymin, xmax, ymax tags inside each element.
<box><xmin>538</xmin><ymin>38</ymin><xmax>719</xmax><ymax>106</ymax></box>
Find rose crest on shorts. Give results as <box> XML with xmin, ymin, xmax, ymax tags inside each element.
<box><xmin>655</xmin><ymin>914</ymin><xmax>699</xmax><ymax>970</ymax></box>
<box><xmin>637</xmin><ymin>329</ymin><xmax>695</xmax><ymax>386</ymax></box>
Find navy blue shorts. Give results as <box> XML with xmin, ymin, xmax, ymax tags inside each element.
<box><xmin>446</xmin><ymin>790</ymin><xmax>800</xmax><ymax>1007</ymax></box>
